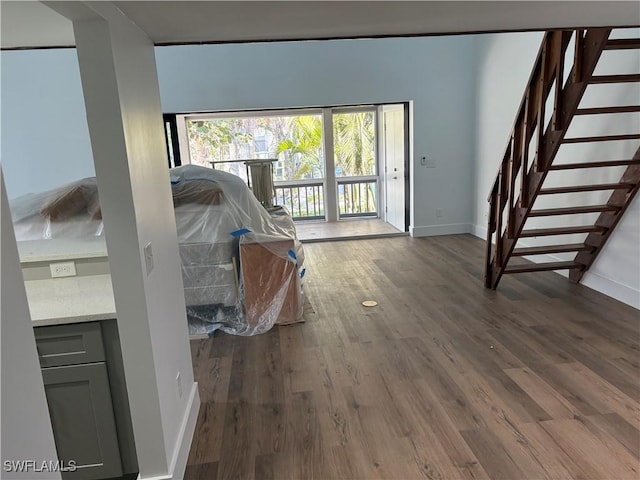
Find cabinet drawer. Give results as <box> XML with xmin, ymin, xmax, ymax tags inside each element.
<box><xmin>34</xmin><ymin>322</ymin><xmax>105</xmax><ymax>368</ymax></box>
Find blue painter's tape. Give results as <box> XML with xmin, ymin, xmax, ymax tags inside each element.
<box><xmin>300</xmin><ymin>268</ymin><xmax>306</xmax><ymax>279</ymax></box>
<box><xmin>288</xmin><ymin>249</ymin><xmax>297</xmax><ymax>260</ymax></box>
<box><xmin>230</xmin><ymin>228</ymin><xmax>251</xmax><ymax>237</ymax></box>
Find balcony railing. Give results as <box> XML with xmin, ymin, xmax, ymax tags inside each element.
<box><xmin>274</xmin><ymin>177</ymin><xmax>379</xmax><ymax>220</ymax></box>
<box><xmin>208</xmin><ymin>161</ymin><xmax>378</xmax><ymax>221</ymax></box>
<box><xmin>274</xmin><ymin>179</ymin><xmax>325</xmax><ymax>220</ymax></box>
<box><xmin>337</xmin><ymin>176</ymin><xmax>378</xmax><ymax>218</ymax></box>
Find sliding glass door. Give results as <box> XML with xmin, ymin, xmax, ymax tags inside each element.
<box><xmin>186</xmin><ymin>110</ymin><xmax>325</xmax><ymax>219</ymax></box>
<box><xmin>181</xmin><ymin>105</ymin><xmax>382</xmax><ymax>222</ymax></box>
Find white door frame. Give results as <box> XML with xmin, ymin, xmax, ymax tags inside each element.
<box><xmin>381</xmin><ymin>104</ymin><xmax>406</xmax><ymax>231</ymax></box>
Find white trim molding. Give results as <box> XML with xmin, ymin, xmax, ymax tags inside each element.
<box><xmin>140</xmin><ymin>382</ymin><xmax>200</xmax><ymax>480</ymax></box>
<box><xmin>582</xmin><ymin>272</ymin><xmax>640</xmax><ymax>310</ymax></box>
<box><xmin>472</xmin><ymin>224</ymin><xmax>639</xmax><ymax>310</ymax></box>
<box><xmin>410</xmin><ymin>223</ymin><xmax>471</xmax><ymax>237</ymax></box>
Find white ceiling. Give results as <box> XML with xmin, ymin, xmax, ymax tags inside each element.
<box><xmin>2</xmin><ymin>1</ymin><xmax>639</xmax><ymax>49</ymax></box>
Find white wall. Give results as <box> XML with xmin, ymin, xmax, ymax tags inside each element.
<box><xmin>0</xmin><ymin>49</ymin><xmax>95</xmax><ymax>200</ymax></box>
<box><xmin>1</xmin><ymin>169</ymin><xmax>60</xmax><ymax>480</ymax></box>
<box><xmin>155</xmin><ymin>36</ymin><xmax>477</xmax><ymax>235</ymax></box>
<box><xmin>473</xmin><ymin>30</ymin><xmax>640</xmax><ymax>309</ymax></box>
<box><xmin>1</xmin><ymin>37</ymin><xmax>477</xmax><ymax>235</ymax></box>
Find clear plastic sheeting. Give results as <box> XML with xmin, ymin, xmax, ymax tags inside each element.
<box><xmin>11</xmin><ymin>165</ymin><xmax>305</xmax><ymax>336</ymax></box>
<box><xmin>11</xmin><ymin>178</ymin><xmax>104</xmax><ymax>240</ymax></box>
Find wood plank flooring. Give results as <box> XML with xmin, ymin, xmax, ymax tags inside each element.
<box><xmin>185</xmin><ymin>234</ymin><xmax>640</xmax><ymax>480</ymax></box>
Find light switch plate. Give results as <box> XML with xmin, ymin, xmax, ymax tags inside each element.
<box><xmin>144</xmin><ymin>241</ymin><xmax>154</xmax><ymax>275</ymax></box>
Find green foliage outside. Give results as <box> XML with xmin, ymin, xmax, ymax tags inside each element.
<box><xmin>187</xmin><ymin>111</ymin><xmax>377</xmax><ymax>217</ymax></box>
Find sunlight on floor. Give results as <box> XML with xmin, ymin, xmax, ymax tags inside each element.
<box><xmin>294</xmin><ymin>218</ymin><xmax>405</xmax><ymax>242</ymax></box>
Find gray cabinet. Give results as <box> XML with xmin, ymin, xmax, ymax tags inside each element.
<box><xmin>35</xmin><ymin>322</ymin><xmax>124</xmax><ymax>480</ymax></box>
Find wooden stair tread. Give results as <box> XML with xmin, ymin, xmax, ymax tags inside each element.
<box><xmin>539</xmin><ymin>183</ymin><xmax>636</xmax><ymax>194</ymax></box>
<box><xmin>549</xmin><ymin>159</ymin><xmax>640</xmax><ymax>170</ymax></box>
<box><xmin>512</xmin><ymin>243</ymin><xmax>594</xmax><ymax>256</ymax></box>
<box><xmin>604</xmin><ymin>38</ymin><xmax>640</xmax><ymax>50</ymax></box>
<box><xmin>529</xmin><ymin>205</ymin><xmax>620</xmax><ymax>216</ymax></box>
<box><xmin>589</xmin><ymin>74</ymin><xmax>640</xmax><ymax>84</ymax></box>
<box><xmin>520</xmin><ymin>226</ymin><xmax>607</xmax><ymax>237</ymax></box>
<box><xmin>562</xmin><ymin>133</ymin><xmax>640</xmax><ymax>144</ymax></box>
<box><xmin>504</xmin><ymin>261</ymin><xmax>583</xmax><ymax>274</ymax></box>
<box><xmin>575</xmin><ymin>105</ymin><xmax>640</xmax><ymax>115</ymax></box>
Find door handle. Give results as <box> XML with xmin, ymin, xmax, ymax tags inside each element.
<box><xmin>393</xmin><ymin>176</ymin><xmax>398</xmax><ymax>180</ymax></box>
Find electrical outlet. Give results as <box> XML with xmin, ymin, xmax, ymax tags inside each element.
<box><xmin>436</xmin><ymin>208</ymin><xmax>443</xmax><ymax>218</ymax></box>
<box><xmin>50</xmin><ymin>261</ymin><xmax>76</xmax><ymax>278</ymax></box>
<box><xmin>420</xmin><ymin>156</ymin><xmax>427</xmax><ymax>166</ymax></box>
<box><xmin>176</xmin><ymin>372</ymin><xmax>183</xmax><ymax>399</ymax></box>
<box><xmin>144</xmin><ymin>241</ymin><xmax>154</xmax><ymax>275</ymax></box>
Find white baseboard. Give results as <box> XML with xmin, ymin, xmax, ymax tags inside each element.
<box><xmin>582</xmin><ymin>271</ymin><xmax>640</xmax><ymax>310</ymax></box>
<box><xmin>471</xmin><ymin>224</ymin><xmax>487</xmax><ymax>239</ymax></box>
<box><xmin>410</xmin><ymin>223</ymin><xmax>471</xmax><ymax>237</ymax></box>
<box><xmin>139</xmin><ymin>382</ymin><xmax>201</xmax><ymax>480</ymax></box>
<box><xmin>472</xmin><ymin>225</ymin><xmax>639</xmax><ymax>310</ymax></box>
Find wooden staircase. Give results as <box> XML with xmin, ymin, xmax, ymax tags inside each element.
<box><xmin>484</xmin><ymin>27</ymin><xmax>640</xmax><ymax>289</ymax></box>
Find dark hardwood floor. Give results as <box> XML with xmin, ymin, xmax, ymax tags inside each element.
<box><xmin>185</xmin><ymin>234</ymin><xmax>640</xmax><ymax>479</ymax></box>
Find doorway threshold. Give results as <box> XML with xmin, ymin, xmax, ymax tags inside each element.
<box><xmin>295</xmin><ymin>218</ymin><xmax>406</xmax><ymax>243</ymax></box>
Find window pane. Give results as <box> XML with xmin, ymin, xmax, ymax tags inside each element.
<box><xmin>333</xmin><ymin>111</ymin><xmax>376</xmax><ymax>177</ymax></box>
<box><xmin>186</xmin><ymin>115</ymin><xmax>324</xmax><ymax>182</ymax></box>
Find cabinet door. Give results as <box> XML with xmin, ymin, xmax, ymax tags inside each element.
<box><xmin>42</xmin><ymin>363</ymin><xmax>122</xmax><ymax>480</ymax></box>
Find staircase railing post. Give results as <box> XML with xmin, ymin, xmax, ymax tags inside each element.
<box><xmin>552</xmin><ymin>32</ymin><xmax>567</xmax><ymax>131</ymax></box>
<box><xmin>573</xmin><ymin>29</ymin><xmax>585</xmax><ymax>83</ymax></box>
<box><xmin>484</xmin><ymin>183</ymin><xmax>498</xmax><ymax>288</ymax></box>
<box><xmin>535</xmin><ymin>39</ymin><xmax>548</xmax><ymax>172</ymax></box>
<box><xmin>521</xmin><ymin>94</ymin><xmax>530</xmax><ymax>207</ymax></box>
<box><xmin>495</xmin><ymin>167</ymin><xmax>507</xmax><ymax>269</ymax></box>
<box><xmin>507</xmin><ymin>135</ymin><xmax>517</xmax><ymax>238</ymax></box>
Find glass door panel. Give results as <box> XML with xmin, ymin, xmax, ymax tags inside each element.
<box><xmin>332</xmin><ymin>110</ymin><xmax>378</xmax><ymax>218</ymax></box>
<box><xmin>186</xmin><ymin>113</ymin><xmax>325</xmax><ymax>220</ymax></box>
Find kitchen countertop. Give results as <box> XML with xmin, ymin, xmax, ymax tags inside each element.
<box><xmin>25</xmin><ymin>274</ymin><xmax>116</xmax><ymax>327</ymax></box>
<box><xmin>18</xmin><ymin>238</ymin><xmax>108</xmax><ymax>263</ymax></box>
